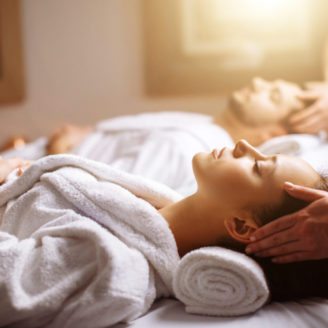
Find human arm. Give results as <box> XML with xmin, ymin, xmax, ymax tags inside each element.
<box><xmin>245</xmin><ymin>182</ymin><xmax>328</xmax><ymax>263</ymax></box>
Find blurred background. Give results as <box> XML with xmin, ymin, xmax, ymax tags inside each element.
<box><xmin>0</xmin><ymin>0</ymin><xmax>328</xmax><ymax>145</ymax></box>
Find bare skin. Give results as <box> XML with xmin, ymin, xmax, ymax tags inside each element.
<box><xmin>230</xmin><ymin>77</ymin><xmax>304</xmax><ymax>126</ymax></box>
<box><xmin>288</xmin><ymin>88</ymin><xmax>328</xmax><ymax>134</ymax></box>
<box><xmin>1</xmin><ymin>141</ymin><xmax>322</xmax><ymax>261</ymax></box>
<box><xmin>159</xmin><ymin>140</ymin><xmax>319</xmax><ymax>256</ymax></box>
<box><xmin>46</xmin><ymin>124</ymin><xmax>92</xmax><ymax>155</ymax></box>
<box><xmin>0</xmin><ymin>157</ymin><xmax>32</xmax><ymax>184</ymax></box>
<box><xmin>246</xmin><ymin>182</ymin><xmax>328</xmax><ymax>263</ymax></box>
<box><xmin>243</xmin><ymin>82</ymin><xmax>328</xmax><ymax>263</ymax></box>
<box><xmin>214</xmin><ymin>109</ymin><xmax>288</xmax><ymax>147</ymax></box>
<box><xmin>47</xmin><ymin>77</ymin><xmax>302</xmax><ymax>153</ymax></box>
<box><xmin>19</xmin><ymin>78</ymin><xmax>328</xmax><ymax>156</ymax></box>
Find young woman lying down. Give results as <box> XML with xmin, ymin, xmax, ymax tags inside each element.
<box><xmin>0</xmin><ymin>140</ymin><xmax>327</xmax><ymax>327</ymax></box>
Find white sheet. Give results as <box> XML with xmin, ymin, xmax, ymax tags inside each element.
<box><xmin>113</xmin><ymin>298</ymin><xmax>328</xmax><ymax>328</ymax></box>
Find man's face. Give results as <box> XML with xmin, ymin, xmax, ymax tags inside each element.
<box><xmin>230</xmin><ymin>77</ymin><xmax>304</xmax><ymax>125</ymax></box>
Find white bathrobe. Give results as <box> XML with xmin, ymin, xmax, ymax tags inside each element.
<box><xmin>71</xmin><ymin>111</ymin><xmax>234</xmax><ymax>196</ymax></box>
<box><xmin>0</xmin><ymin>155</ymin><xmax>181</xmax><ymax>328</ymax></box>
<box><xmin>1</xmin><ymin>111</ymin><xmax>234</xmax><ymax>196</ymax></box>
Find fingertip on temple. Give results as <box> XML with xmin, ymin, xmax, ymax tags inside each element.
<box><xmin>284</xmin><ymin>181</ymin><xmax>294</xmax><ymax>190</ymax></box>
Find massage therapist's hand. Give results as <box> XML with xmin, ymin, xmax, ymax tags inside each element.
<box><xmin>287</xmin><ymin>89</ymin><xmax>328</xmax><ymax>134</ymax></box>
<box><xmin>0</xmin><ymin>157</ymin><xmax>31</xmax><ymax>184</ymax></box>
<box><xmin>245</xmin><ymin>182</ymin><xmax>328</xmax><ymax>263</ymax></box>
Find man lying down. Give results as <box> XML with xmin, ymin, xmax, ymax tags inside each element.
<box><xmin>3</xmin><ymin>78</ymin><xmax>325</xmax><ymax>197</ymax></box>
<box><xmin>1</xmin><ymin>140</ymin><xmax>328</xmax><ymax>327</ymax></box>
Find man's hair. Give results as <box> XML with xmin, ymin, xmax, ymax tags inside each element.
<box><xmin>222</xmin><ymin>175</ymin><xmax>328</xmax><ymax>301</ymax></box>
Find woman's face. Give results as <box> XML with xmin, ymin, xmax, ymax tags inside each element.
<box><xmin>230</xmin><ymin>77</ymin><xmax>304</xmax><ymax>125</ymax></box>
<box><xmin>192</xmin><ymin>140</ymin><xmax>320</xmax><ymax>213</ymax></box>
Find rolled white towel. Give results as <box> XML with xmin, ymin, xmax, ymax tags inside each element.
<box><xmin>173</xmin><ymin>247</ymin><xmax>270</xmax><ymax>316</ymax></box>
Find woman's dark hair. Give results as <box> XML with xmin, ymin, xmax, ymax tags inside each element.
<box><xmin>224</xmin><ymin>175</ymin><xmax>328</xmax><ymax>302</ymax></box>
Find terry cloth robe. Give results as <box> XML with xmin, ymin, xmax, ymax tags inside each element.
<box><xmin>70</xmin><ymin>111</ymin><xmax>234</xmax><ymax>196</ymax></box>
<box><xmin>0</xmin><ymin>112</ymin><xmax>234</xmax><ymax>197</ymax></box>
<box><xmin>0</xmin><ymin>155</ymin><xmax>181</xmax><ymax>328</ymax></box>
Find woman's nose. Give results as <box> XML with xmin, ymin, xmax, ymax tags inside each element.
<box><xmin>233</xmin><ymin>140</ymin><xmax>264</xmax><ymax>159</ymax></box>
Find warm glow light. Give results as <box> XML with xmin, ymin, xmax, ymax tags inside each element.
<box><xmin>248</xmin><ymin>0</ymin><xmax>288</xmax><ymax>10</ymax></box>
<box><xmin>181</xmin><ymin>0</ymin><xmax>311</xmax><ymax>66</ymax></box>
<box><xmin>229</xmin><ymin>0</ymin><xmax>296</xmax><ymax>18</ymax></box>
<box><xmin>208</xmin><ymin>0</ymin><xmax>309</xmax><ymax>22</ymax></box>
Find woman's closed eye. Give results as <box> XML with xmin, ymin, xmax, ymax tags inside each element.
<box><xmin>254</xmin><ymin>159</ymin><xmax>261</xmax><ymax>175</ymax></box>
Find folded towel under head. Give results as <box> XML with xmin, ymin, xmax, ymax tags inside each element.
<box><xmin>257</xmin><ymin>133</ymin><xmax>325</xmax><ymax>156</ymax></box>
<box><xmin>173</xmin><ymin>247</ymin><xmax>270</xmax><ymax>316</ymax></box>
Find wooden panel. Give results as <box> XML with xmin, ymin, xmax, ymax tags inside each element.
<box><xmin>0</xmin><ymin>0</ymin><xmax>24</xmax><ymax>104</ymax></box>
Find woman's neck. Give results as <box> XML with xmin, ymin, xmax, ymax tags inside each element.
<box><xmin>159</xmin><ymin>193</ymin><xmax>231</xmax><ymax>256</ymax></box>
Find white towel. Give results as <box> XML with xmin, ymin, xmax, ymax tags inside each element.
<box><xmin>257</xmin><ymin>133</ymin><xmax>325</xmax><ymax>156</ymax></box>
<box><xmin>173</xmin><ymin>247</ymin><xmax>270</xmax><ymax>316</ymax></box>
<box><xmin>0</xmin><ymin>154</ymin><xmax>181</xmax><ymax>327</ymax></box>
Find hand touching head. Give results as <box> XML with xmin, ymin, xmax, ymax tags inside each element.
<box><xmin>192</xmin><ymin>140</ymin><xmax>320</xmax><ymax>244</ymax></box>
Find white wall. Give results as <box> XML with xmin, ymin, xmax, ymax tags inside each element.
<box><xmin>0</xmin><ymin>0</ymin><xmax>226</xmax><ymax>143</ymax></box>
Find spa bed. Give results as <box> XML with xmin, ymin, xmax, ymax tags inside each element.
<box><xmin>114</xmin><ymin>298</ymin><xmax>328</xmax><ymax>328</ymax></box>
<box><xmin>1</xmin><ymin>112</ymin><xmax>328</xmax><ymax>327</ymax></box>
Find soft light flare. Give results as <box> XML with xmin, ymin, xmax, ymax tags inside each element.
<box><xmin>208</xmin><ymin>0</ymin><xmax>309</xmax><ymax>21</ymax></box>
<box><xmin>244</xmin><ymin>0</ymin><xmax>292</xmax><ymax>18</ymax></box>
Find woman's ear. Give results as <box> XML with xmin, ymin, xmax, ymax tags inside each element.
<box><xmin>224</xmin><ymin>217</ymin><xmax>259</xmax><ymax>244</ymax></box>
